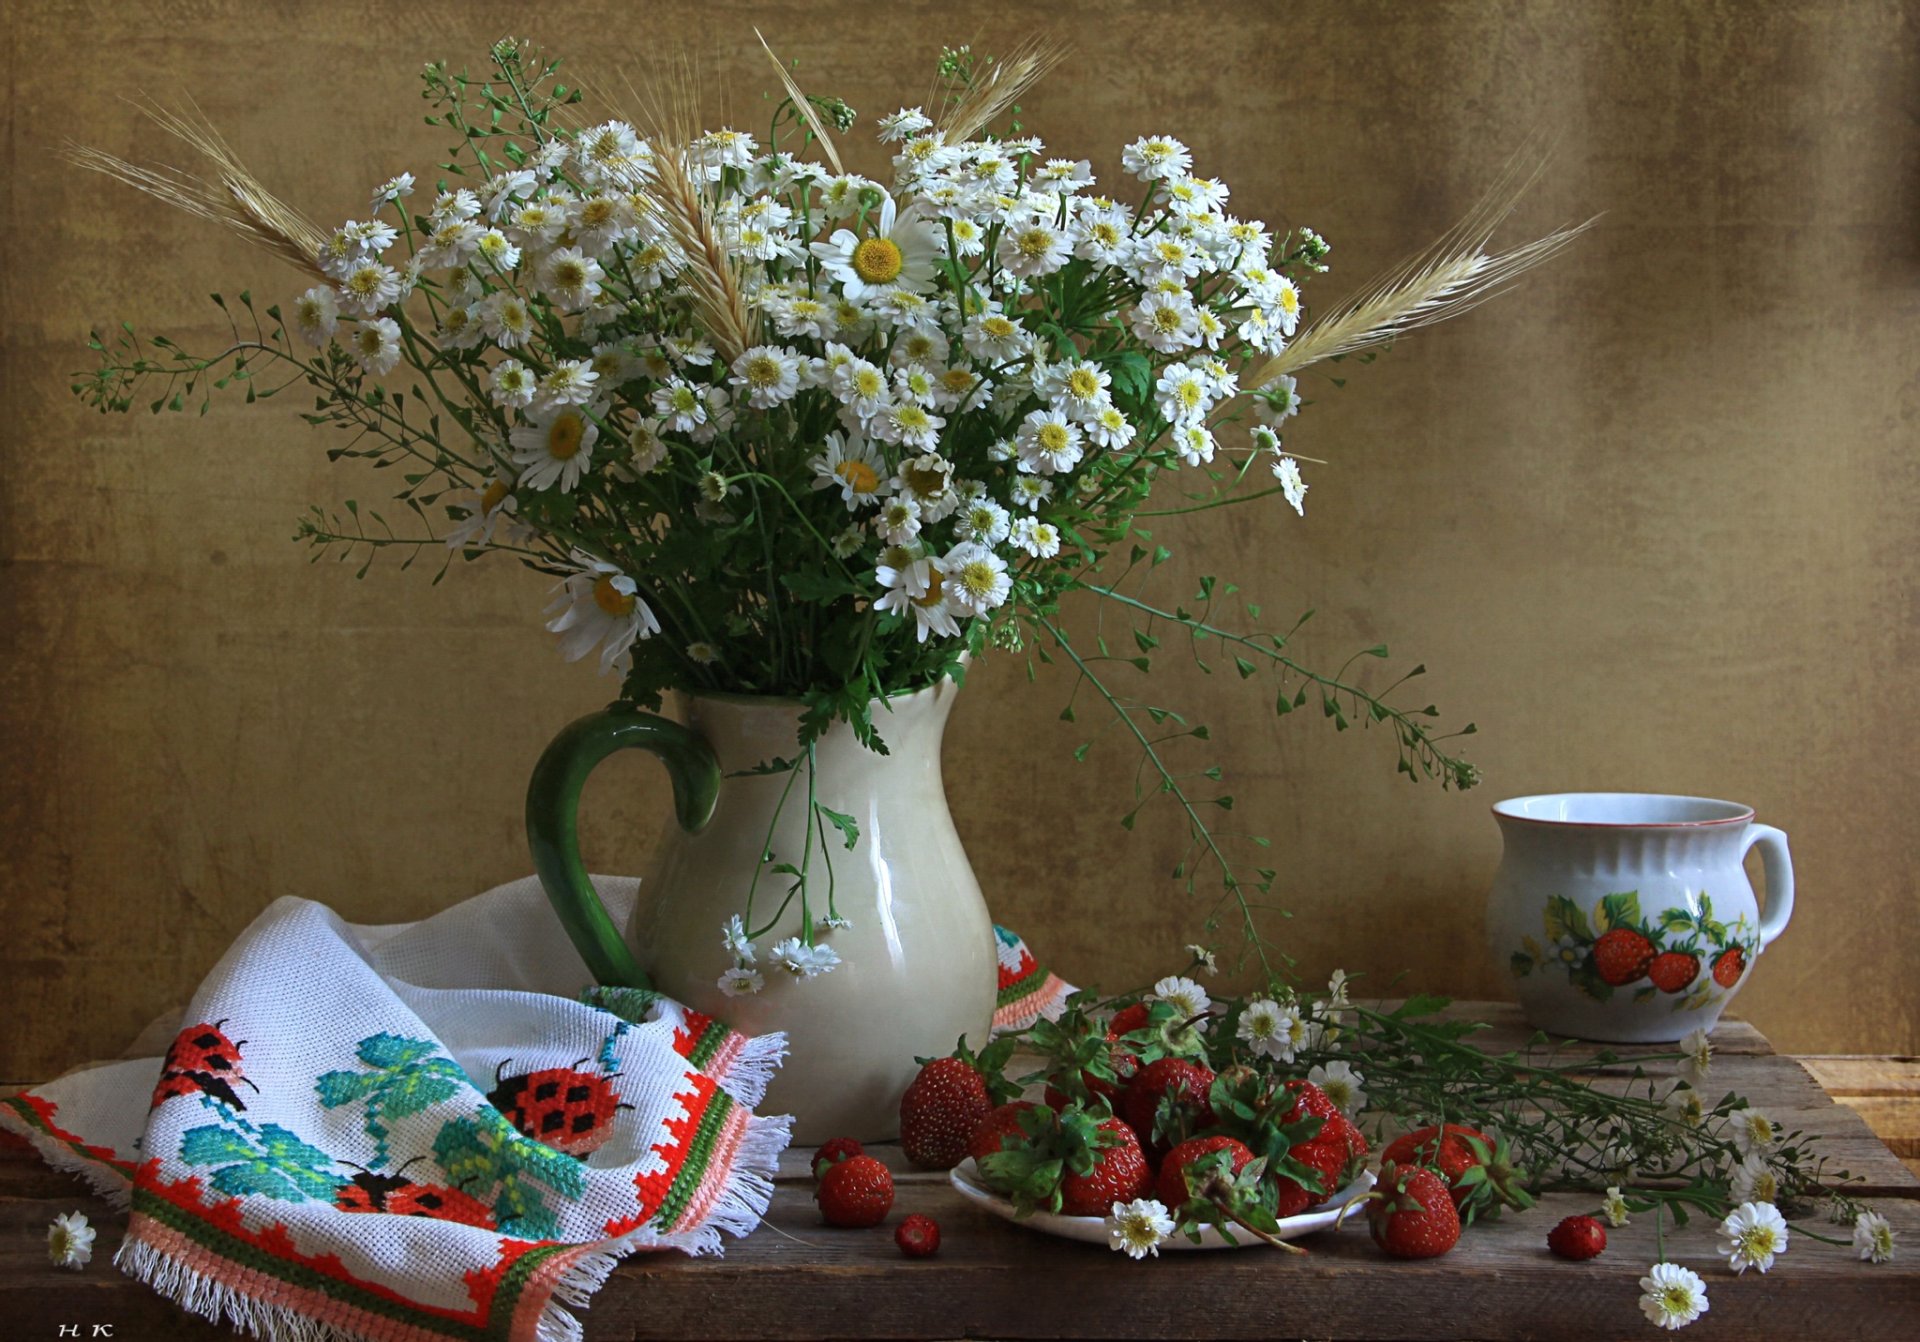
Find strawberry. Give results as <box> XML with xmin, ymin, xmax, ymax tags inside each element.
<box><xmin>1284</xmin><ymin>1132</ymin><xmax>1348</xmax><ymax>1209</ymax></box>
<box><xmin>811</xmin><ymin>1136</ymin><xmax>864</xmax><ymax>1181</ymax></box>
<box><xmin>967</xmin><ymin>1101</ymin><xmax>1039</xmax><ymax>1166</ymax></box>
<box><xmin>1155</xmin><ymin>1134</ymin><xmax>1255</xmax><ymax>1210</ymax></box>
<box><xmin>814</xmin><ymin>1153</ymin><xmax>894</xmax><ymax>1227</ymax></box>
<box><xmin>1712</xmin><ymin>945</ymin><xmax>1747</xmax><ymax>988</ymax></box>
<box><xmin>1648</xmin><ymin>951</ymin><xmax>1700</xmax><ymax>994</ymax></box>
<box><xmin>1547</xmin><ymin>1214</ymin><xmax>1607</xmax><ymax>1260</ymax></box>
<box><xmin>1379</xmin><ymin>1122</ymin><xmax>1532</xmax><ymax>1220</ymax></box>
<box><xmin>1106</xmin><ymin>1002</ymin><xmax>1152</xmax><ymax>1038</ymax></box>
<box><xmin>1368</xmin><ymin>1162</ymin><xmax>1461</xmax><ymax>1259</ymax></box>
<box><xmin>1327</xmin><ymin>1111</ymin><xmax>1370</xmax><ymax>1162</ymax></box>
<box><xmin>1057</xmin><ymin>1117</ymin><xmax>1151</xmax><ymax>1216</ymax></box>
<box><xmin>1592</xmin><ymin>927</ymin><xmax>1656</xmax><ymax>986</ymax></box>
<box><xmin>1279</xmin><ymin>1079</ymin><xmax>1341</xmax><ymax>1132</ymax></box>
<box><xmin>1118</xmin><ymin>1056</ymin><xmax>1215</xmax><ymax>1155</ymax></box>
<box><xmin>895</xmin><ymin>1213</ymin><xmax>941</xmax><ymax>1257</ymax></box>
<box><xmin>900</xmin><ymin>1057</ymin><xmax>991</xmax><ymax>1170</ymax></box>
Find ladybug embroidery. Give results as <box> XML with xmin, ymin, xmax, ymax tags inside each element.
<box><xmin>335</xmin><ymin>1162</ymin><xmax>496</xmax><ymax>1229</ymax></box>
<box><xmin>150</xmin><ymin>1020</ymin><xmax>259</xmax><ymax>1112</ymax></box>
<box><xmin>487</xmin><ymin>1058</ymin><xmax>629</xmax><ymax>1156</ymax></box>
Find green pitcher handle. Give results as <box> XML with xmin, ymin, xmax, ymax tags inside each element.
<box><xmin>526</xmin><ymin>704</ymin><xmax>722</xmax><ymax>989</ymax></box>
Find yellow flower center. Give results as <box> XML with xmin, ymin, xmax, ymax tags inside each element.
<box><xmin>853</xmin><ymin>368</ymin><xmax>885</xmax><ymax>398</ymax></box>
<box><xmin>670</xmin><ymin>386</ymin><xmax>698</xmax><ymax>412</ymax></box>
<box><xmin>347</xmin><ymin>268</ymin><xmax>383</xmax><ymax>296</ymax></box>
<box><xmin>1279</xmin><ymin>286</ymin><xmax>1301</xmax><ymax>315</ymax></box>
<box><xmin>355</xmin><ymin>329</ymin><xmax>384</xmax><ymax>355</ymax></box>
<box><xmin>852</xmin><ymin>237</ymin><xmax>904</xmax><ymax>284</ymax></box>
<box><xmin>580</xmin><ymin>199</ymin><xmax>616</xmax><ymax>227</ymax></box>
<box><xmin>636</xmin><ymin>244</ymin><xmax>667</xmax><ymax>268</ymax></box>
<box><xmin>1156</xmin><ymin>241</ymin><xmax>1187</xmax><ymax>263</ymax></box>
<box><xmin>1015</xmin><ymin>227</ymin><xmax>1054</xmax><ymax>259</ymax></box>
<box><xmin>1152</xmin><ymin>307</ymin><xmax>1185</xmax><ymax>332</ymax></box>
<box><xmin>1066</xmin><ymin>368</ymin><xmax>1103</xmax><ymax>399</ymax></box>
<box><xmin>894</xmin><ymin>406</ymin><xmax>931</xmax><ymax>433</ymax></box>
<box><xmin>958</xmin><ymin>561</ymin><xmax>997</xmax><ymax>596</ymax></box>
<box><xmin>746</xmin><ymin>355</ymin><xmax>783</xmax><ymax>387</ymax></box>
<box><xmin>836</xmin><ymin>459</ymin><xmax>880</xmax><ymax>494</ymax></box>
<box><xmin>547</xmin><ymin>412</ymin><xmax>586</xmax><ymax>460</ymax></box>
<box><xmin>592</xmin><ymin>575</ymin><xmax>635</xmax><ymax>617</ymax></box>
<box><xmin>903</xmin><ymin>460</ymin><xmax>948</xmax><ymax>497</ymax></box>
<box><xmin>941</xmin><ymin>369</ymin><xmax>975</xmax><ymax>393</ymax></box>
<box><xmin>1176</xmin><ymin>382</ymin><xmax>1203</xmax><ymax>410</ymax></box>
<box><xmin>554</xmin><ymin>259</ymin><xmax>587</xmax><ymax>287</ymax></box>
<box><xmin>1038</xmin><ymin>422</ymin><xmax>1070</xmax><ymax>451</ymax></box>
<box><xmin>1659</xmin><ymin>1286</ymin><xmax>1694</xmax><ymax>1315</ymax></box>
<box><xmin>912</xmin><ymin>571</ymin><xmax>945</xmax><ymax>607</ymax></box>
<box><xmin>1092</xmin><ymin>223</ymin><xmax>1121</xmax><ymax>247</ymax></box>
<box><xmin>480</xmin><ymin>480</ymin><xmax>511</xmax><ymax>513</ymax></box>
<box><xmin>982</xmin><ymin>316</ymin><xmax>1016</xmax><ymax>339</ymax></box>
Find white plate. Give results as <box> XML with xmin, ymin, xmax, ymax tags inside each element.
<box><xmin>948</xmin><ymin>1159</ymin><xmax>1376</xmax><ymax>1250</ymax></box>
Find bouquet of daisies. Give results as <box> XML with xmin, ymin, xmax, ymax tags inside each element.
<box><xmin>77</xmin><ymin>37</ymin><xmax>1577</xmax><ymax>955</ymax></box>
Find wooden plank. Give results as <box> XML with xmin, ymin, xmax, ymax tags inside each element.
<box><xmin>1798</xmin><ymin>1057</ymin><xmax>1920</xmax><ymax>1097</ymax></box>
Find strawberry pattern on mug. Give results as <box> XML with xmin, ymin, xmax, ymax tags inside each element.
<box><xmin>1509</xmin><ymin>890</ymin><xmax>1760</xmax><ymax>1012</ymax></box>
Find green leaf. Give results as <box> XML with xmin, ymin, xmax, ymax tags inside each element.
<box><xmin>817</xmin><ymin>805</ymin><xmax>860</xmax><ymax>850</ymax></box>
<box><xmin>1598</xmin><ymin>892</ymin><xmax>1642</xmax><ymax>933</ymax></box>
<box><xmin>1544</xmin><ymin>895</ymin><xmax>1592</xmax><ymax>943</ymax></box>
<box><xmin>179</xmin><ymin>1126</ymin><xmax>256</xmax><ymax>1165</ymax></box>
<box><xmin>357</xmin><ymin>1033</ymin><xmax>440</xmax><ymax>1070</ymax></box>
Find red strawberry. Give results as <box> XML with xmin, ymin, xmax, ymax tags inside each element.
<box><xmin>1106</xmin><ymin>1002</ymin><xmax>1151</xmax><ymax>1038</ymax></box>
<box><xmin>1547</xmin><ymin>1214</ymin><xmax>1607</xmax><ymax>1260</ymax></box>
<box><xmin>1593</xmin><ymin>928</ymin><xmax>1656</xmax><ymax>986</ymax></box>
<box><xmin>1118</xmin><ymin>1057</ymin><xmax>1215</xmax><ymax>1155</ymax></box>
<box><xmin>1327</xmin><ymin>1112</ymin><xmax>1370</xmax><ymax>1162</ymax></box>
<box><xmin>895</xmin><ymin>1213</ymin><xmax>941</xmax><ymax>1257</ymax></box>
<box><xmin>900</xmin><ymin>1057</ymin><xmax>991</xmax><ymax>1170</ymax></box>
<box><xmin>1280</xmin><ymin>1079</ymin><xmax>1341</xmax><ymax>1129</ymax></box>
<box><xmin>966</xmin><ymin>1101</ymin><xmax>1038</xmax><ymax>1166</ymax></box>
<box><xmin>1712</xmin><ymin>946</ymin><xmax>1747</xmax><ymax>988</ymax></box>
<box><xmin>811</xmin><ymin>1136</ymin><xmax>864</xmax><ymax>1181</ymax></box>
<box><xmin>1284</xmin><ymin>1133</ymin><xmax>1348</xmax><ymax>1209</ymax></box>
<box><xmin>1380</xmin><ymin>1123</ymin><xmax>1532</xmax><ymax>1219</ymax></box>
<box><xmin>1155</xmin><ymin>1134</ymin><xmax>1255</xmax><ymax>1210</ymax></box>
<box><xmin>815</xmin><ymin>1153</ymin><xmax>894</xmax><ymax>1227</ymax></box>
<box><xmin>1648</xmin><ymin>951</ymin><xmax>1700</xmax><ymax>994</ymax></box>
<box><xmin>1368</xmin><ymin>1162</ymin><xmax>1462</xmax><ymax>1259</ymax></box>
<box><xmin>1057</xmin><ymin>1118</ymin><xmax>1151</xmax><ymax>1217</ymax></box>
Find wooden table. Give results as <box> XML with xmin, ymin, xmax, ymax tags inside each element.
<box><xmin>6</xmin><ymin>1005</ymin><xmax>1918</xmax><ymax>1340</ymax></box>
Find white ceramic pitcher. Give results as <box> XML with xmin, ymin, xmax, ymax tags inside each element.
<box><xmin>1489</xmin><ymin>793</ymin><xmax>1793</xmax><ymax>1042</ymax></box>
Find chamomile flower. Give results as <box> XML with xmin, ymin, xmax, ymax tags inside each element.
<box><xmin>1256</xmin><ymin>374</ymin><xmax>1303</xmax><ymax>424</ymax></box>
<box><xmin>873</xmin><ymin>496</ymin><xmax>923</xmax><ymax>545</ymax></box>
<box><xmin>651</xmin><ymin>378</ymin><xmax>711</xmax><ymax>434</ymax></box>
<box><xmin>1729</xmin><ymin>1107</ymin><xmax>1783</xmax><ymax>1157</ymax></box>
<box><xmin>890</xmin><ymin>326</ymin><xmax>952</xmax><ymax>369</ymax></box>
<box><xmin>1155</xmin><ymin>364</ymin><xmax>1215</xmax><ymax>424</ymax></box>
<box><xmin>729</xmin><ymin>345</ymin><xmax>803</xmax><ymax>408</ymax></box>
<box><xmin>1271</xmin><ymin>454</ymin><xmax>1308</xmax><ymax>515</ymax></box>
<box><xmin>955</xmin><ymin>498</ymin><xmax>1012</xmax><ymax>546</ymax></box>
<box><xmin>1270</xmin><ymin>276</ymin><xmax>1304</xmax><ymax>335</ymax></box>
<box><xmin>1719</xmin><ymin>1201</ymin><xmax>1788</xmax><ymax>1274</ymax></box>
<box><xmin>1729</xmin><ymin>1152</ymin><xmax>1781</xmax><ymax>1205</ymax></box>
<box><xmin>940</xmin><ymin>542</ymin><xmax>1011</xmax><ymax>617</ymax></box>
<box><xmin>1237</xmin><ymin>998</ymin><xmax>1309</xmax><ymax>1062</ymax></box>
<box><xmin>1010</xmin><ymin>475</ymin><xmax>1054</xmax><ymax>511</ymax></box>
<box><xmin>930</xmin><ymin>365</ymin><xmax>992</xmax><ymax>412</ymax></box>
<box><xmin>338</xmin><ymin>260</ymin><xmax>402</xmax><ymax>316</ymax></box>
<box><xmin>875</xmin><ymin>547</ymin><xmax>933</xmax><ymax>612</ymax></box>
<box><xmin>508</xmin><ymin>199</ymin><xmax>568</xmax><ymax>247</ymax></box>
<box><xmin>1053</xmin><ymin>361</ymin><xmax>1114</xmax><ymax>421</ymax></box>
<box><xmin>717</xmin><ymin>967</ymin><xmax>765</xmax><ymax>998</ymax></box>
<box><xmin>536</xmin><ymin>359</ymin><xmax>600</xmax><ymax>410</ymax></box>
<box><xmin>1854</xmin><ymin>1210</ymin><xmax>1896</xmax><ymax>1263</ymax></box>
<box><xmin>292</xmin><ymin>286</ymin><xmax>339</xmax><ymax>345</ymax></box>
<box><xmin>997</xmin><ymin>215</ymin><xmax>1072</xmax><ymax>278</ymax></box>
<box><xmin>1107</xmin><ymin>1198</ymin><xmax>1175</xmax><ymax>1260</ymax></box>
<box><xmin>1009</xmin><ymin>515</ymin><xmax>1061</xmax><ymax>559</ymax></box>
<box><xmin>1085</xmin><ymin>404</ymin><xmax>1137</xmax><ymax>452</ymax></box>
<box><xmin>877</xmin><ymin>107</ymin><xmax>933</xmax><ymax>142</ymax></box>
<box><xmin>811</xmin><ymin>192</ymin><xmax>944</xmax><ymax>299</ymax></box>
<box><xmin>1680</xmin><ymin>1027</ymin><xmax>1713</xmax><ymax>1085</ymax></box>
<box><xmin>1603</xmin><ymin>1187</ymin><xmax>1632</xmax><ymax>1227</ymax></box>
<box><xmin>482</xmin><ymin>292</ymin><xmax>537</xmax><ymax>349</ymax></box>
<box><xmin>770</xmin><ymin>937</ymin><xmax>841</xmax><ymax>978</ymax></box>
<box><xmin>1153</xmin><ymin>975</ymin><xmax>1211</xmax><ymax>1018</ymax></box>
<box><xmin>510</xmin><ymin>404</ymin><xmax>599</xmax><ymax>492</ymax></box>
<box><xmin>1016</xmin><ymin>409</ymin><xmax>1084</xmax><ymax>476</ymax></box>
<box><xmin>473</xmin><ymin>228</ymin><xmax>520</xmax><ymax>273</ymax></box>
<box><xmin>445</xmin><ymin>478</ymin><xmax>519</xmax><ymax>550</ymax></box>
<box><xmin>539</xmin><ymin>246</ymin><xmax>604</xmax><ymax>310</ymax></box>
<box><xmin>545</xmin><ymin>554</ymin><xmax>659</xmax><ymax>674</ymax></box>
<box><xmin>1130</xmin><ymin>290</ymin><xmax>1202</xmax><ymax>352</ymax></box>
<box><xmin>1307</xmin><ymin>1061</ymin><xmax>1367</xmax><ymax>1117</ymax></box>
<box><xmin>894</xmin><ymin>452</ymin><xmax>957</xmax><ymax>520</ymax></box>
<box><xmin>871</xmin><ymin>400</ymin><xmax>945</xmax><ymax>450</ymax></box>
<box><xmin>370</xmin><ymin>172</ymin><xmax>416</xmax><ymax>211</ymax></box>
<box><xmin>350</xmin><ymin>318</ymin><xmax>402</xmax><ymax>375</ymax></box>
<box><xmin>810</xmin><ymin>432</ymin><xmax>892</xmax><ymax>510</ymax></box>
<box><xmin>948</xmin><ymin>217</ymin><xmax>987</xmax><ymax>257</ymax></box>
<box><xmin>1037</xmin><ymin>158</ymin><xmax>1095</xmax><ymax>192</ymax></box>
<box><xmin>489</xmin><ymin>358</ymin><xmax>535</xmax><ymax>408</ymax></box>
<box><xmin>962</xmin><ymin>310</ymin><xmax>1031</xmax><ymax>363</ymax></box>
<box><xmin>1172</xmin><ymin>423</ymin><xmax>1216</xmax><ymax>467</ymax></box>
<box><xmin>1122</xmin><ymin>135</ymin><xmax>1193</xmax><ymax>181</ymax></box>
<box><xmin>574</xmin><ymin>120</ymin><xmax>648</xmax><ymax>185</ymax></box>
<box><xmin>1639</xmin><ymin>1263</ymin><xmax>1709</xmax><ymax>1331</ymax></box>
<box><xmin>47</xmin><ymin>1211</ymin><xmax>94</xmax><ymax>1269</ymax></box>
<box><xmin>722</xmin><ymin>914</ymin><xmax>756</xmax><ymax>963</ymax></box>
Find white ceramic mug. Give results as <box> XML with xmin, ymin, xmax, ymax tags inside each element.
<box><xmin>1488</xmin><ymin>793</ymin><xmax>1793</xmax><ymax>1042</ymax></box>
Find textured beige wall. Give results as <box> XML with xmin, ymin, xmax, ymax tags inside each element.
<box><xmin>3</xmin><ymin>0</ymin><xmax>1915</xmax><ymax>1077</ymax></box>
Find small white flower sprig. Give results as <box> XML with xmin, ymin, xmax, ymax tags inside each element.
<box><xmin>75</xmin><ymin>37</ymin><xmax>1582</xmax><ymax>982</ymax></box>
<box><xmin>47</xmin><ymin>1210</ymin><xmax>95</xmax><ymax>1269</ymax></box>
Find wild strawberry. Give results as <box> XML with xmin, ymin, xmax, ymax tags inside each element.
<box><xmin>1368</xmin><ymin>1162</ymin><xmax>1462</xmax><ymax>1259</ymax></box>
<box><xmin>966</xmin><ymin>1101</ymin><xmax>1038</xmax><ymax>1166</ymax></box>
<box><xmin>1380</xmin><ymin>1123</ymin><xmax>1532</xmax><ymax>1219</ymax></box>
<box><xmin>1155</xmin><ymin>1134</ymin><xmax>1255</xmax><ymax>1210</ymax></box>
<box><xmin>1057</xmin><ymin>1117</ymin><xmax>1151</xmax><ymax>1217</ymax></box>
<box><xmin>895</xmin><ymin>1213</ymin><xmax>941</xmax><ymax>1257</ymax></box>
<box><xmin>1712</xmin><ymin>945</ymin><xmax>1747</xmax><ymax>988</ymax></box>
<box><xmin>814</xmin><ymin>1153</ymin><xmax>894</xmax><ymax>1227</ymax></box>
<box><xmin>1648</xmin><ymin>951</ymin><xmax>1700</xmax><ymax>994</ymax></box>
<box><xmin>811</xmin><ymin>1136</ymin><xmax>864</xmax><ymax>1181</ymax></box>
<box><xmin>1547</xmin><ymin>1214</ymin><xmax>1607</xmax><ymax>1260</ymax></box>
<box><xmin>1592</xmin><ymin>928</ymin><xmax>1656</xmax><ymax>986</ymax></box>
<box><xmin>1118</xmin><ymin>1056</ymin><xmax>1215</xmax><ymax>1155</ymax></box>
<box><xmin>900</xmin><ymin>1057</ymin><xmax>991</xmax><ymax>1170</ymax></box>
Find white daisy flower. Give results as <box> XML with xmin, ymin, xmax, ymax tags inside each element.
<box><xmin>831</xmin><ymin>358</ymin><xmax>894</xmax><ymax>421</ymax></box>
<box><xmin>941</xmin><ymin>542</ymin><xmax>1011</xmax><ymax>617</ymax></box>
<box><xmin>1237</xmin><ymin>998</ymin><xmax>1308</xmax><ymax>1062</ymax></box>
<box><xmin>1270</xmin><ymin>276</ymin><xmax>1304</xmax><ymax>336</ymax></box>
<box><xmin>536</xmin><ymin>359</ymin><xmax>600</xmax><ymax>410</ymax></box>
<box><xmin>1037</xmin><ymin>158</ymin><xmax>1095</xmax><ymax>192</ymax></box>
<box><xmin>545</xmin><ymin>554</ymin><xmax>659</xmax><ymax>673</ymax></box>
<box><xmin>717</xmin><ymin>967</ymin><xmax>765</xmax><ymax>998</ymax></box>
<box><xmin>1164</xmin><ymin>175</ymin><xmax>1228</xmax><ymax>216</ymax></box>
<box><xmin>1172</xmin><ymin>423</ymin><xmax>1216</xmax><ymax>468</ymax></box>
<box><xmin>876</xmin><ymin>107</ymin><xmax>933</xmax><ymax>142</ymax></box>
<box><xmin>722</xmin><ymin>914</ymin><xmax>756</xmax><ymax>963</ymax></box>
<box><xmin>1680</xmin><ymin>1027</ymin><xmax>1713</xmax><ymax>1086</ymax></box>
<box><xmin>1729</xmin><ymin>1152</ymin><xmax>1781</xmax><ymax>1205</ymax></box>
<box><xmin>482</xmin><ymin>292</ymin><xmax>537</xmax><ymax>349</ymax></box>
<box><xmin>349</xmin><ymin>318</ymin><xmax>402</xmax><ymax>375</ymax></box>
<box><xmin>874</xmin><ymin>546</ymin><xmax>933</xmax><ymax>610</ymax></box>
<box><xmin>1306</xmin><ymin>1060</ymin><xmax>1367</xmax><ymax>1117</ymax></box>
<box><xmin>510</xmin><ymin>404</ymin><xmax>599</xmax><ymax>492</ymax></box>
<box><xmin>1053</xmin><ymin>361</ymin><xmax>1114</xmax><ymax>422</ymax></box>
<box><xmin>1729</xmin><ymin>1107</ymin><xmax>1783</xmax><ymax>1157</ymax></box>
<box><xmin>1271</xmin><ymin>454</ymin><xmax>1308</xmax><ymax>515</ymax></box>
<box><xmin>871</xmin><ymin>400</ymin><xmax>945</xmax><ymax>450</ymax></box>
<box><xmin>651</xmin><ymin>378</ymin><xmax>711</xmax><ymax>434</ymax></box>
<box><xmin>1130</xmin><ymin>290</ymin><xmax>1203</xmax><ymax>352</ymax></box>
<box><xmin>482</xmin><ymin>168</ymin><xmax>537</xmax><ymax>221</ymax></box>
<box><xmin>1153</xmin><ymin>974</ymin><xmax>1212</xmax><ymax>1018</ymax></box>
<box><xmin>338</xmin><ymin>260</ymin><xmax>402</xmax><ymax>316</ymax></box>
<box><xmin>430</xmin><ymin>187</ymin><xmax>481</xmax><ymax>224</ymax></box>
<box><xmin>1010</xmin><ymin>476</ymin><xmax>1054</xmax><ymax>512</ymax></box>
<box><xmin>997</xmin><ymin>216</ymin><xmax>1072</xmax><ymax>278</ymax></box>
<box><xmin>691</xmin><ymin>127</ymin><xmax>759</xmax><ymax>175</ymax></box>
<box><xmin>687</xmin><ymin>641</ymin><xmax>721</xmax><ymax>666</ymax></box>
<box><xmin>893</xmin><ymin>363</ymin><xmax>939</xmax><ymax>407</ymax></box>
<box><xmin>1719</xmin><ymin>1201</ymin><xmax>1789</xmax><ymax>1274</ymax></box>
<box><xmin>47</xmin><ymin>1211</ymin><xmax>94</xmax><ymax>1269</ymax></box>
<box><xmin>955</xmin><ymin>499</ymin><xmax>1011</xmax><ymax>546</ymax></box>
<box><xmin>371</xmin><ymin>171</ymin><xmax>416</xmax><ymax>210</ymax></box>
<box><xmin>810</xmin><ymin>431</ymin><xmax>892</xmax><ymax>510</ymax></box>
<box><xmin>1107</xmin><ymin>1198</ymin><xmax>1175</xmax><ymax>1260</ymax></box>
<box><xmin>488</xmin><ymin>358</ymin><xmax>536</xmax><ymax>408</ymax></box>
<box><xmin>1016</xmin><ymin>409</ymin><xmax>1084</xmax><ymax>476</ymax></box>
<box><xmin>574</xmin><ymin>120</ymin><xmax>649</xmax><ymax>187</ymax></box>
<box><xmin>445</xmin><ymin>478</ymin><xmax>519</xmax><ymax>550</ymax></box>
<box><xmin>1009</xmin><ymin>516</ymin><xmax>1061</xmax><ymax>559</ymax></box>
<box><xmin>346</xmin><ymin>218</ymin><xmax>399</xmax><ymax>253</ymax></box>
<box><xmin>1132</xmin><ymin>234</ymin><xmax>1208</xmax><ymax>284</ymax></box>
<box><xmin>890</xmin><ymin>326</ymin><xmax>952</xmax><ymax>369</ymax></box>
<box><xmin>417</xmin><ymin>218</ymin><xmax>482</xmax><ymax>270</ymax></box>
<box><xmin>948</xmin><ymin>217</ymin><xmax>987</xmax><ymax>257</ymax></box>
<box><xmin>473</xmin><ymin>229</ymin><xmax>521</xmax><ymax>273</ymax></box>
<box><xmin>1122</xmin><ymin>135</ymin><xmax>1193</xmax><ymax>182</ymax></box>
<box><xmin>1257</xmin><ymin>374</ymin><xmax>1303</xmax><ymax>425</ymax></box>
<box><xmin>1602</xmin><ymin>1187</ymin><xmax>1632</xmax><ymax>1228</ymax></box>
<box><xmin>894</xmin><ymin>452</ymin><xmax>957</xmax><ymax>514</ymax></box>
<box><xmin>1085</xmin><ymin>404</ymin><xmax>1137</xmax><ymax>452</ymax></box>
<box><xmin>810</xmin><ymin>192</ymin><xmax>944</xmax><ymax>299</ymax></box>
<box><xmin>539</xmin><ymin>246</ymin><xmax>605</xmax><ymax>310</ymax></box>
<box><xmin>873</xmin><ymin>496</ymin><xmax>924</xmax><ymax>545</ymax></box>
<box><xmin>1155</xmin><ymin>364</ymin><xmax>1215</xmax><ymax>424</ymax></box>
<box><xmin>1854</xmin><ymin>1210</ymin><xmax>1896</xmax><ymax>1263</ymax></box>
<box><xmin>292</xmin><ymin>286</ymin><xmax>340</xmax><ymax>345</ymax></box>
<box><xmin>770</xmin><ymin>937</ymin><xmax>841</xmax><ymax>978</ymax></box>
<box><xmin>437</xmin><ymin>302</ymin><xmax>486</xmax><ymax>351</ymax></box>
<box><xmin>508</xmin><ymin>199</ymin><xmax>569</xmax><ymax>247</ymax></box>
<box><xmin>962</xmin><ymin>310</ymin><xmax>1031</xmax><ymax>363</ymax></box>
<box><xmin>728</xmin><ymin>344</ymin><xmax>803</xmax><ymax>409</ymax></box>
<box><xmin>1639</xmin><ymin>1262</ymin><xmax>1709</xmax><ymax>1331</ymax></box>
<box><xmin>930</xmin><ymin>366</ymin><xmax>992</xmax><ymax>412</ymax></box>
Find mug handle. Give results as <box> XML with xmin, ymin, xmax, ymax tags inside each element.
<box><xmin>1743</xmin><ymin>823</ymin><xmax>1795</xmax><ymax>948</ymax></box>
<box><xmin>526</xmin><ymin>705</ymin><xmax>722</xmax><ymax>989</ymax></box>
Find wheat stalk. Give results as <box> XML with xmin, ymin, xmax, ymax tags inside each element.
<box><xmin>935</xmin><ymin>35</ymin><xmax>1066</xmax><ymax>145</ymax></box>
<box><xmin>754</xmin><ymin>31</ymin><xmax>843</xmax><ymax>177</ymax></box>
<box><xmin>1245</xmin><ymin>146</ymin><xmax>1594</xmax><ymax>388</ymax></box>
<box><xmin>67</xmin><ymin>100</ymin><xmax>326</xmax><ymax>279</ymax></box>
